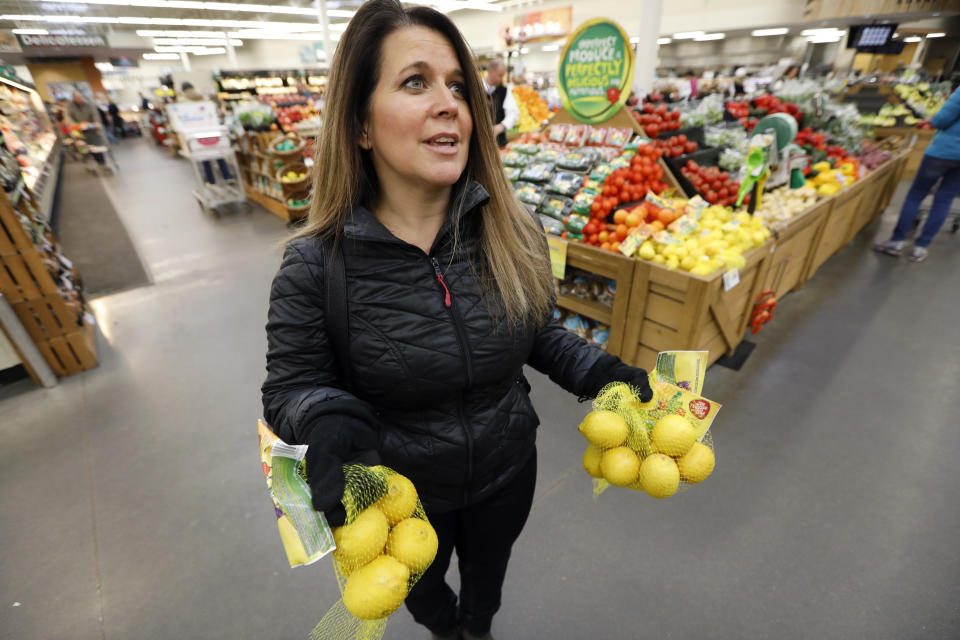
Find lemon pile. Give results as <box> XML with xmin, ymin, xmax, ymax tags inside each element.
<box><xmin>579</xmin><ymin>404</ymin><xmax>715</xmax><ymax>499</ymax></box>
<box><xmin>334</xmin><ymin>473</ymin><xmax>438</xmax><ymax>620</ymax></box>
<box><xmin>637</xmin><ymin>208</ymin><xmax>770</xmax><ymax>276</ymax></box>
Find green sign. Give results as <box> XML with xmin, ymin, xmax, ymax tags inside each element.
<box><xmin>558</xmin><ymin>19</ymin><xmax>634</xmax><ymax>124</ymax></box>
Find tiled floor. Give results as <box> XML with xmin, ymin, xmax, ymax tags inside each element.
<box><xmin>1</xmin><ymin>138</ymin><xmax>958</xmax><ymax>640</ymax></box>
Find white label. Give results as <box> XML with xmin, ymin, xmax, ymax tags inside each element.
<box><xmin>723</xmin><ymin>269</ymin><xmax>740</xmax><ymax>292</ymax></box>
<box><xmin>59</xmin><ymin>255</ymin><xmax>73</xmax><ymax>269</ymax></box>
<box><xmin>304</xmin><ymin>157</ymin><xmax>315</xmax><ymax>167</ymax></box>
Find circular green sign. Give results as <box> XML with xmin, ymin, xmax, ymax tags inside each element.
<box><xmin>558</xmin><ymin>19</ymin><xmax>635</xmax><ymax>124</ymax></box>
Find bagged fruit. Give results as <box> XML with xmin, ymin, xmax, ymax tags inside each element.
<box><xmin>577</xmin><ymin>351</ymin><xmax>721</xmax><ymax>499</ymax></box>
<box><xmin>257</xmin><ymin>421</ymin><xmax>438</xmax><ymax>640</ymax></box>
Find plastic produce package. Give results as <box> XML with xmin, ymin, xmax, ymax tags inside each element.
<box><xmin>578</xmin><ymin>351</ymin><xmax>721</xmax><ymax>499</ymax></box>
<box><xmin>257</xmin><ymin>421</ymin><xmax>438</xmax><ymax>640</ymax></box>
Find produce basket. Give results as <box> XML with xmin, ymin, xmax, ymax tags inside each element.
<box><xmin>655</xmin><ymin>126</ymin><xmax>704</xmax><ymax>145</ymax></box>
<box><xmin>284</xmin><ymin>188</ymin><xmax>311</xmax><ymax>219</ymax></box>
<box><xmin>268</xmin><ymin>134</ymin><xmax>306</xmax><ymax>160</ymax></box>
<box><xmin>276</xmin><ymin>161</ymin><xmax>310</xmax><ymax>195</ymax></box>
<box><xmin>664</xmin><ymin>148</ymin><xmax>721</xmax><ymax>198</ymax></box>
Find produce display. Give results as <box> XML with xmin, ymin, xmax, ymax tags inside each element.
<box><xmin>287</xmin><ymin>195</ymin><xmax>310</xmax><ymax>208</ymax></box>
<box><xmin>0</xmin><ymin>79</ymin><xmax>57</xmax><ymax>191</ymax></box>
<box><xmin>631</xmin><ymin>101</ymin><xmax>684</xmax><ymax>137</ymax></box>
<box><xmin>281</xmin><ymin>169</ymin><xmax>307</xmax><ymax>183</ymax></box>
<box><xmin>894</xmin><ymin>83</ymin><xmax>948</xmax><ymax>120</ymax></box>
<box><xmin>512</xmin><ymin>85</ymin><xmax>554</xmax><ymax>133</ymax></box>
<box><xmin>651</xmin><ymin>133</ymin><xmax>699</xmax><ymax>158</ymax></box>
<box><xmin>680</xmin><ymin>161</ymin><xmax>743</xmax><ymax>207</ymax></box>
<box><xmin>261</xmin><ymin>94</ymin><xmax>320</xmax><ymax>133</ymax></box>
<box><xmin>806</xmin><ymin>158</ymin><xmax>860</xmax><ymax>196</ymax></box>
<box><xmin>750</xmin><ymin>185</ymin><xmax>819</xmax><ymax>228</ymax></box>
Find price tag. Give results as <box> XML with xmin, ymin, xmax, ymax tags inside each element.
<box><xmin>723</xmin><ymin>269</ymin><xmax>740</xmax><ymax>292</ymax></box>
<box><xmin>547</xmin><ymin>235</ymin><xmax>568</xmax><ymax>280</ymax></box>
<box><xmin>304</xmin><ymin>157</ymin><xmax>314</xmax><ymax>167</ymax></box>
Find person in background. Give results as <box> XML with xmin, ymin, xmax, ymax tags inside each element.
<box><xmin>107</xmin><ymin>101</ymin><xmax>124</xmax><ymax>138</ymax></box>
<box><xmin>685</xmin><ymin>70</ymin><xmax>699</xmax><ymax>100</ymax></box>
<box><xmin>874</xmin><ymin>85</ymin><xmax>960</xmax><ymax>262</ymax></box>
<box><xmin>139</xmin><ymin>91</ymin><xmax>150</xmax><ymax>111</ymax></box>
<box><xmin>482</xmin><ymin>58</ymin><xmax>518</xmax><ymax>148</ymax></box>
<box><xmin>66</xmin><ymin>92</ymin><xmax>107</xmax><ymax>167</ymax></box>
<box><xmin>261</xmin><ymin>2</ymin><xmax>654</xmax><ymax>639</ymax></box>
<box><xmin>179</xmin><ymin>82</ymin><xmax>235</xmax><ymax>186</ymax></box>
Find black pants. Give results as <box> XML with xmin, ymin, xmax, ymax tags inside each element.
<box><xmin>405</xmin><ymin>452</ymin><xmax>537</xmax><ymax>637</ymax></box>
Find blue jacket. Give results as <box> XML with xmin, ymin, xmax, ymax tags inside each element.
<box><xmin>926</xmin><ymin>86</ymin><xmax>960</xmax><ymax>161</ymax></box>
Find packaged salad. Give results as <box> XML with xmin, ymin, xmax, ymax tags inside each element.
<box><xmin>547</xmin><ymin>171</ymin><xmax>585</xmax><ymax>197</ymax></box>
<box><xmin>514</xmin><ymin>181</ymin><xmax>544</xmax><ymax>206</ymax></box>
<box><xmin>501</xmin><ymin>151</ymin><xmax>530</xmax><ymax>168</ymax></box>
<box><xmin>538</xmin><ymin>194</ymin><xmax>573</xmax><ymax>220</ymax></box>
<box><xmin>520</xmin><ymin>162</ymin><xmax>555</xmax><ymax>183</ymax></box>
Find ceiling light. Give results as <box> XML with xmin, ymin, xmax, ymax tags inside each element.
<box><xmin>657</xmin><ymin>37</ymin><xmax>672</xmax><ymax>45</ymax></box>
<box><xmin>227</xmin><ymin>30</ymin><xmax>340</xmax><ymax>41</ymax></box>
<box><xmin>153</xmin><ymin>37</ymin><xmax>242</xmax><ymax>46</ymax></box>
<box><xmin>926</xmin><ymin>32</ymin><xmax>945</xmax><ymax>38</ymax></box>
<box><xmin>37</xmin><ymin>0</ymin><xmax>356</xmax><ymax>19</ymax></box>
<box><xmin>629</xmin><ymin>37</ymin><xmax>639</xmax><ymax>44</ymax></box>
<box><xmin>519</xmin><ymin>47</ymin><xmax>529</xmax><ymax>54</ymax></box>
<box><xmin>541</xmin><ymin>44</ymin><xmax>559</xmax><ymax>52</ymax></box>
<box><xmin>808</xmin><ymin>36</ymin><xmax>841</xmax><ymax>43</ymax></box>
<box><xmin>672</xmin><ymin>31</ymin><xmax>704</xmax><ymax>40</ymax></box>
<box><xmin>12</xmin><ymin>28</ymin><xmax>48</xmax><ymax>34</ymax></box>
<box><xmin>752</xmin><ymin>28</ymin><xmax>788</xmax><ymax>36</ymax></box>
<box><xmin>694</xmin><ymin>33</ymin><xmax>725</xmax><ymax>41</ymax></box>
<box><xmin>903</xmin><ymin>36</ymin><xmax>922</xmax><ymax>42</ymax></box>
<box><xmin>428</xmin><ymin>0</ymin><xmax>501</xmax><ymax>12</ymax></box>
<box><xmin>801</xmin><ymin>28</ymin><xmax>845</xmax><ymax>37</ymax></box>
<box><xmin>143</xmin><ymin>52</ymin><xmax>180</xmax><ymax>60</ymax></box>
<box><xmin>1</xmin><ymin>14</ymin><xmax>344</xmax><ymax>32</ymax></box>
<box><xmin>94</xmin><ymin>62</ymin><xmax>114</xmax><ymax>71</ymax></box>
<box><xmin>154</xmin><ymin>45</ymin><xmax>226</xmax><ymax>54</ymax></box>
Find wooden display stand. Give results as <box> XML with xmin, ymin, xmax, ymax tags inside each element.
<box><xmin>874</xmin><ymin>127</ymin><xmax>934</xmax><ymax>177</ymax></box>
<box><xmin>236</xmin><ymin>131</ymin><xmax>299</xmax><ymax>221</ymax></box>
<box><xmin>804</xmin><ymin>178</ymin><xmax>870</xmax><ymax>277</ymax></box>
<box><xmin>555</xmin><ymin>241</ymin><xmax>637</xmax><ymax>357</ymax></box>
<box><xmin>548</xmin><ymin>107</ymin><xmax>685</xmax><ymax>194</ymax></box>
<box><xmin>761</xmin><ymin>197</ymin><xmax>834</xmax><ymax>299</ymax></box>
<box><xmin>620</xmin><ymin>240</ymin><xmax>774</xmax><ymax>371</ymax></box>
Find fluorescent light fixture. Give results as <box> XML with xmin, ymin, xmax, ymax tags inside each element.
<box><xmin>801</xmin><ymin>28</ymin><xmax>845</xmax><ymax>37</ymax></box>
<box><xmin>807</xmin><ymin>36</ymin><xmax>841</xmax><ymax>43</ymax></box>
<box><xmin>926</xmin><ymin>32</ymin><xmax>946</xmax><ymax>38</ymax></box>
<box><xmin>694</xmin><ymin>33</ymin><xmax>725</xmax><ymax>41</ymax></box>
<box><xmin>143</xmin><ymin>52</ymin><xmax>181</xmax><ymax>60</ymax></box>
<box><xmin>672</xmin><ymin>31</ymin><xmax>704</xmax><ymax>39</ymax></box>
<box><xmin>657</xmin><ymin>37</ymin><xmax>672</xmax><ymax>45</ymax></box>
<box><xmin>629</xmin><ymin>37</ymin><xmax>639</xmax><ymax>44</ymax></box>
<box><xmin>37</xmin><ymin>0</ymin><xmax>356</xmax><ymax>19</ymax></box>
<box><xmin>228</xmin><ymin>30</ymin><xmax>340</xmax><ymax>41</ymax></box>
<box><xmin>12</xmin><ymin>28</ymin><xmax>48</xmax><ymax>34</ymax></box>
<box><xmin>428</xmin><ymin>0</ymin><xmax>501</xmax><ymax>11</ymax></box>
<box><xmin>1</xmin><ymin>14</ymin><xmax>344</xmax><ymax>32</ymax></box>
<box><xmin>519</xmin><ymin>47</ymin><xmax>529</xmax><ymax>54</ymax></box>
<box><xmin>903</xmin><ymin>36</ymin><xmax>922</xmax><ymax>42</ymax></box>
<box><xmin>154</xmin><ymin>45</ymin><xmax>226</xmax><ymax>54</ymax></box>
<box><xmin>541</xmin><ymin>44</ymin><xmax>559</xmax><ymax>52</ymax></box>
<box><xmin>752</xmin><ymin>28</ymin><xmax>788</xmax><ymax>36</ymax></box>
<box><xmin>153</xmin><ymin>37</ymin><xmax>242</xmax><ymax>46</ymax></box>
<box><xmin>94</xmin><ymin>62</ymin><xmax>114</xmax><ymax>71</ymax></box>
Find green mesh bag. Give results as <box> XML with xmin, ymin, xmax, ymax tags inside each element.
<box><xmin>578</xmin><ymin>351</ymin><xmax>721</xmax><ymax>499</ymax></box>
<box><xmin>257</xmin><ymin>421</ymin><xmax>436</xmax><ymax>639</ymax></box>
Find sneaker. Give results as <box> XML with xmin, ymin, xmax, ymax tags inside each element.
<box><xmin>873</xmin><ymin>240</ymin><xmax>904</xmax><ymax>256</ymax></box>
<box><xmin>908</xmin><ymin>246</ymin><xmax>928</xmax><ymax>263</ymax></box>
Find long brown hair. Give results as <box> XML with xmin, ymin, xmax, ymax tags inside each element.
<box><xmin>292</xmin><ymin>0</ymin><xmax>553</xmax><ymax>329</ymax></box>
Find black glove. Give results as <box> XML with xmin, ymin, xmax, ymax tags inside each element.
<box><xmin>303</xmin><ymin>413</ymin><xmax>381</xmax><ymax>527</ymax></box>
<box><xmin>581</xmin><ymin>354</ymin><xmax>654</xmax><ymax>402</ymax></box>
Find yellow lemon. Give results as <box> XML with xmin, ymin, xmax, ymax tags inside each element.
<box><xmin>377</xmin><ymin>474</ymin><xmax>419</xmax><ymax>526</ymax></box>
<box><xmin>651</xmin><ymin>414</ymin><xmax>697</xmax><ymax>457</ymax></box>
<box><xmin>578</xmin><ymin>410</ymin><xmax>628</xmax><ymax>448</ymax></box>
<box><xmin>600</xmin><ymin>446</ymin><xmax>641</xmax><ymax>487</ymax></box>
<box><xmin>677</xmin><ymin>442</ymin><xmax>715</xmax><ymax>484</ymax></box>
<box><xmin>638</xmin><ymin>453</ymin><xmax>680</xmax><ymax>499</ymax></box>
<box><xmin>387</xmin><ymin>517</ymin><xmax>438</xmax><ymax>573</ymax></box>
<box><xmin>333</xmin><ymin>507</ymin><xmax>389</xmax><ymax>573</ymax></box>
<box><xmin>582</xmin><ymin>445</ymin><xmax>604</xmax><ymax>478</ymax></box>
<box><xmin>342</xmin><ymin>555</ymin><xmax>410</xmax><ymax>620</ymax></box>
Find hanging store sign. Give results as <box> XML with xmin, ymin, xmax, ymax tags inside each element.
<box><xmin>502</xmin><ymin>6</ymin><xmax>572</xmax><ymax>45</ymax></box>
<box><xmin>558</xmin><ymin>19</ymin><xmax>634</xmax><ymax>124</ymax></box>
<box><xmin>17</xmin><ymin>34</ymin><xmax>106</xmax><ymax>48</ymax></box>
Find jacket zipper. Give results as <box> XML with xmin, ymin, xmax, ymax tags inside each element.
<box><xmin>430</xmin><ymin>256</ymin><xmax>475</xmax><ymax>503</ymax></box>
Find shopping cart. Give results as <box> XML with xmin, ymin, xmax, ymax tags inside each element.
<box><xmin>75</xmin><ymin>123</ymin><xmax>119</xmax><ymax>175</ymax></box>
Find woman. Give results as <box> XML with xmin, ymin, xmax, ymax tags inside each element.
<box><xmin>261</xmin><ymin>2</ymin><xmax>652</xmax><ymax>639</ymax></box>
<box><xmin>874</xmin><ymin>84</ymin><xmax>960</xmax><ymax>262</ymax></box>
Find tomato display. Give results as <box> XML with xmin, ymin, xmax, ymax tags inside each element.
<box><xmin>679</xmin><ymin>160</ymin><xmax>746</xmax><ymax>207</ymax></box>
<box><xmin>651</xmin><ymin>134</ymin><xmax>699</xmax><ymax>158</ymax></box>
<box><xmin>631</xmin><ymin>102</ymin><xmax>683</xmax><ymax>138</ymax></box>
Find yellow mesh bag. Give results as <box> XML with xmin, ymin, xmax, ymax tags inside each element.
<box><xmin>579</xmin><ymin>351</ymin><xmax>721</xmax><ymax>499</ymax></box>
<box><xmin>257</xmin><ymin>421</ymin><xmax>437</xmax><ymax>640</ymax></box>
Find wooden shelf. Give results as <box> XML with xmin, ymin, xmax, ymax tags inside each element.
<box><xmin>244</xmin><ymin>184</ymin><xmax>294</xmax><ymax>221</ymax></box>
<box><xmin>557</xmin><ymin>295</ymin><xmax>613</xmax><ymax>325</ymax></box>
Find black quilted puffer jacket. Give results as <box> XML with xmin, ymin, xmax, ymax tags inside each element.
<box><xmin>262</xmin><ymin>181</ymin><xmax>606</xmax><ymax>513</ymax></box>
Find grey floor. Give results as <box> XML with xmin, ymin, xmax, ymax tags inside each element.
<box><xmin>2</xmin><ymin>138</ymin><xmax>959</xmax><ymax>640</ymax></box>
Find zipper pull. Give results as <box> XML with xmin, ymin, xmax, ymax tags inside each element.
<box><xmin>431</xmin><ymin>257</ymin><xmax>452</xmax><ymax>308</ymax></box>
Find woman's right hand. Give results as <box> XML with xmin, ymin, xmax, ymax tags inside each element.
<box><xmin>303</xmin><ymin>416</ymin><xmax>381</xmax><ymax>527</ymax></box>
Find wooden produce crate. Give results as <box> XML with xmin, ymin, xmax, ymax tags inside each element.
<box><xmin>874</xmin><ymin>127</ymin><xmax>934</xmax><ymax>177</ymax></box>
<box><xmin>12</xmin><ymin>293</ymin><xmax>84</xmax><ymax>342</ymax></box>
<box><xmin>35</xmin><ymin>319</ymin><xmax>98</xmax><ymax>377</ymax></box>
<box><xmin>761</xmin><ymin>197</ymin><xmax>834</xmax><ymax>299</ymax></box>
<box><xmin>0</xmin><ymin>250</ymin><xmax>61</xmax><ymax>302</ymax></box>
<box><xmin>0</xmin><ymin>198</ymin><xmax>35</xmax><ymax>256</ymax></box>
<box><xmin>621</xmin><ymin>241</ymin><xmax>773</xmax><ymax>371</ymax></box>
<box><xmin>845</xmin><ymin>163</ymin><xmax>890</xmax><ymax>243</ymax></box>
<box><xmin>554</xmin><ymin>240</ymin><xmax>636</xmax><ymax>358</ymax></box>
<box><xmin>805</xmin><ymin>179</ymin><xmax>868</xmax><ymax>277</ymax></box>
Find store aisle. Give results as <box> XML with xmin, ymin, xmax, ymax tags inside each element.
<box><xmin>1</xmin><ymin>141</ymin><xmax>959</xmax><ymax>640</ymax></box>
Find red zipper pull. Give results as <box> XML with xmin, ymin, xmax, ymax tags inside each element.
<box><xmin>431</xmin><ymin>258</ymin><xmax>452</xmax><ymax>308</ymax></box>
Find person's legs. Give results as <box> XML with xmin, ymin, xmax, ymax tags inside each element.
<box><xmin>216</xmin><ymin>157</ymin><xmax>234</xmax><ymax>181</ymax></box>
<box><xmin>201</xmin><ymin>160</ymin><xmax>215</xmax><ymax>184</ymax></box>
<box><xmin>456</xmin><ymin>453</ymin><xmax>538</xmax><ymax>638</ymax></box>
<box><xmin>404</xmin><ymin>509</ymin><xmax>459</xmax><ymax>637</ymax></box>
<box><xmin>889</xmin><ymin>155</ymin><xmax>945</xmax><ymax>242</ymax></box>
<box><xmin>914</xmin><ymin>159</ymin><xmax>960</xmax><ymax>248</ymax></box>
<box><xmin>92</xmin><ymin>152</ymin><xmax>105</xmax><ymax>165</ymax></box>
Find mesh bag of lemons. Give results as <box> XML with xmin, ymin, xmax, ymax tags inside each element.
<box><xmin>257</xmin><ymin>421</ymin><xmax>438</xmax><ymax>640</ymax></box>
<box><xmin>580</xmin><ymin>351</ymin><xmax>721</xmax><ymax>499</ymax></box>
